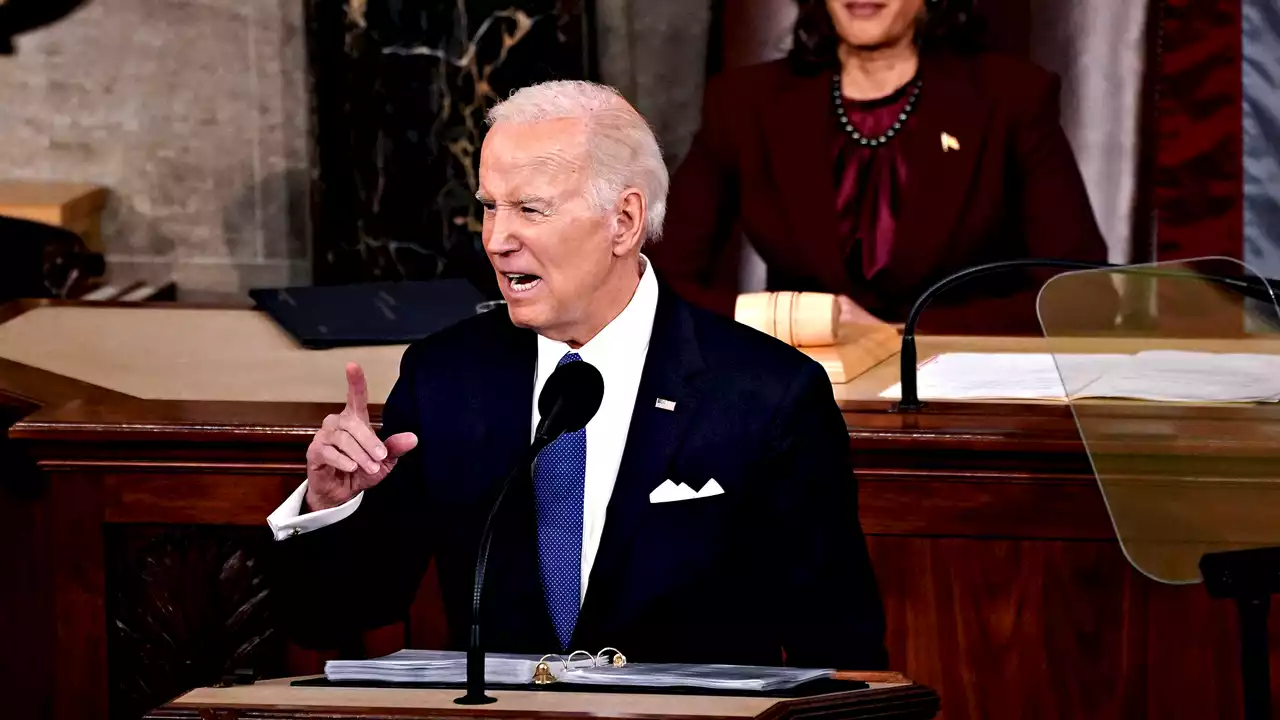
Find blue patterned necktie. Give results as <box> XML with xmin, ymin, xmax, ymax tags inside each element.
<box><xmin>533</xmin><ymin>352</ymin><xmax>588</xmax><ymax>650</ymax></box>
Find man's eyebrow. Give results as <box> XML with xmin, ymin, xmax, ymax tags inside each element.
<box><xmin>474</xmin><ymin>192</ymin><xmax>491</xmax><ymax>202</ymax></box>
<box><xmin>516</xmin><ymin>194</ymin><xmax>552</xmax><ymax>205</ymax></box>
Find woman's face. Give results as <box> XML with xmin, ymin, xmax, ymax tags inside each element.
<box><xmin>825</xmin><ymin>0</ymin><xmax>925</xmax><ymax>49</ymax></box>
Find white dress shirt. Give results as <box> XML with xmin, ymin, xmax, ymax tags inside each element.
<box><xmin>267</xmin><ymin>257</ymin><xmax>660</xmax><ymax>603</ymax></box>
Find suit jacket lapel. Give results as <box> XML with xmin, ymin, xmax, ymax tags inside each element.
<box><xmin>888</xmin><ymin>51</ymin><xmax>990</xmax><ymax>292</ymax></box>
<box><xmin>482</xmin><ymin>316</ymin><xmax>537</xmax><ymax>481</ymax></box>
<box><xmin>762</xmin><ymin>72</ymin><xmax>851</xmax><ymax>295</ymax></box>
<box><xmin>574</xmin><ymin>285</ymin><xmax>704</xmax><ymax>642</ymax></box>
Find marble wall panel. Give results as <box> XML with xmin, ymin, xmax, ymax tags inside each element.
<box><xmin>306</xmin><ymin>0</ymin><xmax>591</xmax><ymax>292</ymax></box>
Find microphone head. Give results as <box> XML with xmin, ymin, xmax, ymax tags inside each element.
<box><xmin>536</xmin><ymin>359</ymin><xmax>604</xmax><ymax>441</ymax></box>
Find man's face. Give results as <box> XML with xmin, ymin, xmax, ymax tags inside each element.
<box><xmin>477</xmin><ymin>118</ymin><xmax>621</xmax><ymax>341</ymax></box>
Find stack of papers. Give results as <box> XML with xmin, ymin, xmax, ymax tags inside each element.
<box><xmin>324</xmin><ymin>649</ymin><xmax>832</xmax><ymax>692</ymax></box>
<box><xmin>1075</xmin><ymin>351</ymin><xmax>1280</xmax><ymax>402</ymax></box>
<box><xmin>879</xmin><ymin>351</ymin><xmax>1280</xmax><ymax>403</ymax></box>
<box><xmin>326</xmin><ymin>650</ymin><xmax>538</xmax><ymax>685</ymax></box>
<box><xmin>561</xmin><ymin>663</ymin><xmax>831</xmax><ymax>692</ymax></box>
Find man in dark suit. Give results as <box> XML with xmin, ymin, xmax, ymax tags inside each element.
<box><xmin>268</xmin><ymin>80</ymin><xmax>887</xmax><ymax>670</ymax></box>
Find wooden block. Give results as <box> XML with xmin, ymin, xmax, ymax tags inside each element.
<box><xmin>0</xmin><ymin>181</ymin><xmax>108</xmax><ymax>251</ymax></box>
<box><xmin>802</xmin><ymin>322</ymin><xmax>901</xmax><ymax>384</ymax></box>
<box><xmin>733</xmin><ymin>291</ymin><xmax>901</xmax><ymax>383</ymax></box>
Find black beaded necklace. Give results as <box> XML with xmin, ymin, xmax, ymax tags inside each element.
<box><xmin>831</xmin><ymin>72</ymin><xmax>923</xmax><ymax>147</ymax></box>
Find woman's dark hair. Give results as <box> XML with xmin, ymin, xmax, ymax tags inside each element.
<box><xmin>788</xmin><ymin>0</ymin><xmax>986</xmax><ymax>75</ymax></box>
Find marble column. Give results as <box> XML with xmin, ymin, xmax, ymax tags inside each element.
<box><xmin>306</xmin><ymin>0</ymin><xmax>591</xmax><ymax>293</ymax></box>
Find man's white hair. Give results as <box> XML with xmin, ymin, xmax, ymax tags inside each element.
<box><xmin>486</xmin><ymin>80</ymin><xmax>668</xmax><ymax>243</ymax></box>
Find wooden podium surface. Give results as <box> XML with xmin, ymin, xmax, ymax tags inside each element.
<box><xmin>1</xmin><ymin>300</ymin><xmax>1278</xmax><ymax>720</ymax></box>
<box><xmin>145</xmin><ymin>676</ymin><xmax>939</xmax><ymax>720</ymax></box>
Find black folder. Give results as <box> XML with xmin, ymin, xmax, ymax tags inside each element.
<box><xmin>250</xmin><ymin>279</ymin><xmax>492</xmax><ymax>349</ymax></box>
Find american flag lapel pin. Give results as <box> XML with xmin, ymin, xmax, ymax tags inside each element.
<box><xmin>941</xmin><ymin>132</ymin><xmax>960</xmax><ymax>152</ymax></box>
<box><xmin>655</xmin><ymin>398</ymin><xmax>677</xmax><ymax>411</ymax></box>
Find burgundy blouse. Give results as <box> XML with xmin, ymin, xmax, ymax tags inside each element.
<box><xmin>833</xmin><ymin>82</ymin><xmax>915</xmax><ymax>281</ymax></box>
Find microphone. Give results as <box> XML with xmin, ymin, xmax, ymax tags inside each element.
<box><xmin>455</xmin><ymin>359</ymin><xmax>605</xmax><ymax>705</ymax></box>
<box><xmin>534</xmin><ymin>360</ymin><xmax>607</xmax><ymax>443</ymax></box>
<box><xmin>896</xmin><ymin>259</ymin><xmax>1280</xmax><ymax>412</ymax></box>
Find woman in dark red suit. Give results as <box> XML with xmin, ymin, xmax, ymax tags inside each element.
<box><xmin>650</xmin><ymin>0</ymin><xmax>1110</xmax><ymax>333</ymax></box>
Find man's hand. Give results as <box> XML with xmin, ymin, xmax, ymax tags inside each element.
<box><xmin>305</xmin><ymin>363</ymin><xmax>419</xmax><ymax>511</ymax></box>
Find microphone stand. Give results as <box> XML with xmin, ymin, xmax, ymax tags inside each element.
<box><xmin>455</xmin><ymin>417</ymin><xmax>562</xmax><ymax>705</ymax></box>
<box><xmin>1200</xmin><ymin>547</ymin><xmax>1280</xmax><ymax>720</ymax></box>
<box><xmin>895</xmin><ymin>259</ymin><xmax>1280</xmax><ymax>412</ymax></box>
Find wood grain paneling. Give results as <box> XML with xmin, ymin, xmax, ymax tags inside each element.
<box><xmin>106</xmin><ymin>525</ymin><xmax>285</xmax><ymax>720</ymax></box>
<box><xmin>858</xmin><ymin>473</ymin><xmax>1113</xmax><ymax>539</ymax></box>
<box><xmin>48</xmin><ymin>470</ymin><xmax>108</xmax><ymax>720</ymax></box>
<box><xmin>103</xmin><ymin>472</ymin><xmax>302</xmax><ymax>526</ymax></box>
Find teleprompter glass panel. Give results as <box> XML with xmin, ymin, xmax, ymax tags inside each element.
<box><xmin>1038</xmin><ymin>258</ymin><xmax>1280</xmax><ymax>584</ymax></box>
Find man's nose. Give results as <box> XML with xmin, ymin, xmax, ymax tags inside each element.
<box><xmin>483</xmin><ymin>209</ymin><xmax>522</xmax><ymax>255</ymax></box>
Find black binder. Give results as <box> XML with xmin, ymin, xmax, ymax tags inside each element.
<box><xmin>250</xmin><ymin>279</ymin><xmax>492</xmax><ymax>349</ymax></box>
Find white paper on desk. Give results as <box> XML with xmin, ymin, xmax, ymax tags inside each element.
<box><xmin>325</xmin><ymin>649</ymin><xmax>833</xmax><ymax>692</ymax></box>
<box><xmin>1076</xmin><ymin>351</ymin><xmax>1280</xmax><ymax>402</ymax></box>
<box><xmin>561</xmin><ymin>663</ymin><xmax>832</xmax><ymax>692</ymax></box>
<box><xmin>878</xmin><ymin>353</ymin><xmax>1125</xmax><ymax>401</ymax></box>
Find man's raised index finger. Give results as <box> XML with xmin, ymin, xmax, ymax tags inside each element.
<box><xmin>345</xmin><ymin>362</ymin><xmax>370</xmax><ymax>419</ymax></box>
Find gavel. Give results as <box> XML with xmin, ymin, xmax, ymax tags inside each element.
<box><xmin>734</xmin><ymin>291</ymin><xmax>842</xmax><ymax>347</ymax></box>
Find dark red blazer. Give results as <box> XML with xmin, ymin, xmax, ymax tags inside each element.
<box><xmin>649</xmin><ymin>51</ymin><xmax>1111</xmax><ymax>334</ymax></box>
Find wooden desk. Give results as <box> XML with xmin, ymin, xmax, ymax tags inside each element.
<box><xmin>1</xmin><ymin>301</ymin><xmax>1277</xmax><ymax>720</ymax></box>
<box><xmin>145</xmin><ymin>675</ymin><xmax>939</xmax><ymax>720</ymax></box>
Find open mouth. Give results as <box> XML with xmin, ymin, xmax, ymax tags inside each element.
<box><xmin>504</xmin><ymin>273</ymin><xmax>542</xmax><ymax>293</ymax></box>
<box><xmin>844</xmin><ymin>1</ymin><xmax>886</xmax><ymax>17</ymax></box>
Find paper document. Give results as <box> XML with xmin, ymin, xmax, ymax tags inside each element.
<box><xmin>879</xmin><ymin>353</ymin><xmax>1124</xmax><ymax>401</ymax></box>
<box><xmin>326</xmin><ymin>650</ymin><xmax>537</xmax><ymax>685</ymax></box>
<box><xmin>325</xmin><ymin>649</ymin><xmax>832</xmax><ymax>691</ymax></box>
<box><xmin>879</xmin><ymin>351</ymin><xmax>1280</xmax><ymax>403</ymax></box>
<box><xmin>1075</xmin><ymin>350</ymin><xmax>1280</xmax><ymax>402</ymax></box>
<box><xmin>560</xmin><ymin>663</ymin><xmax>831</xmax><ymax>692</ymax></box>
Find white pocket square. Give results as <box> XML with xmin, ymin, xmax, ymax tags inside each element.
<box><xmin>649</xmin><ymin>478</ymin><xmax>725</xmax><ymax>504</ymax></box>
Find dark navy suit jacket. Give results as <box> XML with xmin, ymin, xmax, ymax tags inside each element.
<box><xmin>278</xmin><ymin>282</ymin><xmax>887</xmax><ymax>669</ymax></box>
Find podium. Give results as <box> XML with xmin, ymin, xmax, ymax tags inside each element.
<box><xmin>145</xmin><ymin>675</ymin><xmax>939</xmax><ymax>719</ymax></box>
<box><xmin>6</xmin><ymin>296</ymin><xmax>1277</xmax><ymax>719</ymax></box>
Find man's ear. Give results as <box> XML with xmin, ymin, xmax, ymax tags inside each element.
<box><xmin>610</xmin><ymin>188</ymin><xmax>647</xmax><ymax>256</ymax></box>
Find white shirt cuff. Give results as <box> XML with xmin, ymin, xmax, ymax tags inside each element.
<box><xmin>267</xmin><ymin>480</ymin><xmax>364</xmax><ymax>541</ymax></box>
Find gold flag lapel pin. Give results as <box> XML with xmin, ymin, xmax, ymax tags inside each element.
<box><xmin>941</xmin><ymin>132</ymin><xmax>960</xmax><ymax>152</ymax></box>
